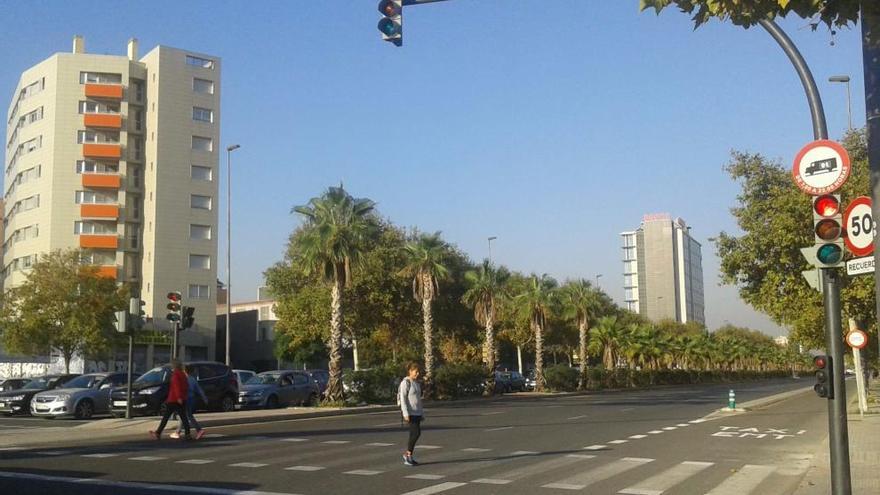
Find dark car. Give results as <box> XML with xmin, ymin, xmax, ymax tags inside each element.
<box><xmin>238</xmin><ymin>370</ymin><xmax>320</xmax><ymax>409</ymax></box>
<box><xmin>109</xmin><ymin>361</ymin><xmax>237</xmax><ymax>417</ymax></box>
<box><xmin>0</xmin><ymin>374</ymin><xmax>80</xmax><ymax>415</ymax></box>
<box><xmin>0</xmin><ymin>378</ymin><xmax>31</xmax><ymax>393</ymax></box>
<box><xmin>304</xmin><ymin>369</ymin><xmax>329</xmax><ymax>396</ymax></box>
<box><xmin>501</xmin><ymin>371</ymin><xmax>526</xmax><ymax>392</ymax></box>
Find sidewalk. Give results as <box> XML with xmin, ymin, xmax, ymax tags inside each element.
<box><xmin>794</xmin><ymin>379</ymin><xmax>880</xmax><ymax>494</ymax></box>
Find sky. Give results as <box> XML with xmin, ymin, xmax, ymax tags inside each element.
<box><xmin>0</xmin><ymin>1</ymin><xmax>869</xmax><ymax>337</ymax></box>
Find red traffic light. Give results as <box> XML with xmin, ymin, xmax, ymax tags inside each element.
<box><xmin>378</xmin><ymin>0</ymin><xmax>401</xmax><ymax>16</ymax></box>
<box><xmin>814</xmin><ymin>195</ymin><xmax>840</xmax><ymax>217</ymax></box>
<box><xmin>814</xmin><ymin>355</ymin><xmax>827</xmax><ymax>369</ymax></box>
<box><xmin>167</xmin><ymin>291</ymin><xmax>181</xmax><ymax>302</ymax></box>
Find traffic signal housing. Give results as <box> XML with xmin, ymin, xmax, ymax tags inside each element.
<box><xmin>114</xmin><ymin>310</ymin><xmax>127</xmax><ymax>333</ymax></box>
<box><xmin>813</xmin><ymin>354</ymin><xmax>834</xmax><ymax>399</ymax></box>
<box><xmin>129</xmin><ymin>298</ymin><xmax>146</xmax><ymax>330</ymax></box>
<box><xmin>181</xmin><ymin>306</ymin><xmax>195</xmax><ymax>330</ymax></box>
<box><xmin>166</xmin><ymin>291</ymin><xmax>182</xmax><ymax>323</ymax></box>
<box><xmin>378</xmin><ymin>0</ymin><xmax>403</xmax><ymax>46</ymax></box>
<box><xmin>812</xmin><ymin>194</ymin><xmax>844</xmax><ymax>268</ymax></box>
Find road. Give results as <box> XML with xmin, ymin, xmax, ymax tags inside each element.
<box><xmin>0</xmin><ymin>415</ymin><xmax>93</xmax><ymax>430</ymax></box>
<box><xmin>0</xmin><ymin>378</ymin><xmax>828</xmax><ymax>494</ymax></box>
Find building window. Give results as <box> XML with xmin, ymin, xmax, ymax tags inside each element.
<box><xmin>189</xmin><ymin>254</ymin><xmax>210</xmax><ymax>269</ymax></box>
<box><xmin>192</xmin><ymin>107</ymin><xmax>213</xmax><ymax>123</ymax></box>
<box><xmin>188</xmin><ymin>284</ymin><xmax>210</xmax><ymax>299</ymax></box>
<box><xmin>133</xmin><ymin>80</ymin><xmax>144</xmax><ymax>102</ymax></box>
<box><xmin>78</xmin><ymin>101</ymin><xmax>119</xmax><ymax>114</ymax></box>
<box><xmin>193</xmin><ymin>78</ymin><xmax>214</xmax><ymax>94</ymax></box>
<box><xmin>190</xmin><ymin>224</ymin><xmax>211</xmax><ymax>240</ymax></box>
<box><xmin>134</xmin><ymin>109</ymin><xmax>143</xmax><ymax>131</ymax></box>
<box><xmin>191</xmin><ymin>195</ymin><xmax>212</xmax><ymax>210</ymax></box>
<box><xmin>624</xmin><ymin>260</ymin><xmax>637</xmax><ymax>273</ymax></box>
<box><xmin>76</xmin><ymin>160</ymin><xmax>117</xmax><ymax>174</ymax></box>
<box><xmin>185</xmin><ymin>55</ymin><xmax>214</xmax><ymax>69</ymax></box>
<box><xmin>77</xmin><ymin>130</ymin><xmax>119</xmax><ymax>144</ymax></box>
<box><xmin>191</xmin><ymin>136</ymin><xmax>212</xmax><ymax>152</ymax></box>
<box><xmin>191</xmin><ymin>165</ymin><xmax>212</xmax><ymax>181</ymax></box>
<box><xmin>623</xmin><ymin>246</ymin><xmax>637</xmax><ymax>261</ymax></box>
<box><xmin>259</xmin><ymin>306</ymin><xmax>270</xmax><ymax>320</ymax></box>
<box><xmin>74</xmin><ymin>221</ymin><xmax>116</xmax><ymax>235</ymax></box>
<box><xmin>75</xmin><ymin>190</ymin><xmax>117</xmax><ymax>204</ymax></box>
<box><xmin>127</xmin><ymin>224</ymin><xmax>139</xmax><ymax>249</ymax></box>
<box><xmin>624</xmin><ymin>288</ymin><xmax>638</xmax><ymax>301</ymax></box>
<box><xmin>79</xmin><ymin>72</ymin><xmax>122</xmax><ymax>84</ymax></box>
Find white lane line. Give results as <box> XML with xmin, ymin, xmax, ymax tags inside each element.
<box><xmin>366</xmin><ymin>442</ymin><xmax>395</xmax><ymax>447</ymax></box>
<box><xmin>584</xmin><ymin>445</ymin><xmax>607</xmax><ymax>450</ymax></box>
<box><xmin>567</xmin><ymin>415</ymin><xmax>588</xmax><ymax>420</ymax></box>
<box><xmin>280</xmin><ymin>438</ymin><xmax>309</xmax><ymax>442</ymax></box>
<box><xmin>129</xmin><ymin>456</ymin><xmax>166</xmax><ymax>461</ymax></box>
<box><xmin>81</xmin><ymin>453</ymin><xmax>119</xmax><ymax>458</ymax></box>
<box><xmin>229</xmin><ymin>462</ymin><xmax>268</xmax><ymax>468</ymax></box>
<box><xmin>0</xmin><ymin>471</ymin><xmax>301</xmax><ymax>495</ymax></box>
<box><xmin>0</xmin><ymin>447</ymin><xmax>24</xmax><ymax>451</ymax></box>
<box><xmin>322</xmin><ymin>440</ymin><xmax>351</xmax><ymax>444</ymax></box>
<box><xmin>485</xmin><ymin>426</ymin><xmax>513</xmax><ymax>432</ymax></box>
<box><xmin>202</xmin><ymin>433</ymin><xmax>226</xmax><ymax>438</ymax></box>
<box><xmin>544</xmin><ymin>457</ymin><xmax>655</xmax><ymax>490</ymax></box>
<box><xmin>481</xmin><ymin>411</ymin><xmax>505</xmax><ymax>415</ymax></box>
<box><xmin>705</xmin><ymin>464</ymin><xmax>776</xmax><ymax>495</ymax></box>
<box><xmin>618</xmin><ymin>460</ymin><xmax>714</xmax><ymax>495</ymax></box>
<box><xmin>471</xmin><ymin>478</ymin><xmax>513</xmax><ymax>485</ymax></box>
<box><xmin>344</xmin><ymin>470</ymin><xmax>383</xmax><ymax>476</ymax></box>
<box><xmin>418</xmin><ymin>445</ymin><xmax>443</xmax><ymax>450</ymax></box>
<box><xmin>375</xmin><ymin>422</ymin><xmax>403</xmax><ymax>427</ymax></box>
<box><xmin>510</xmin><ymin>450</ymin><xmax>539</xmax><ymax>456</ymax></box>
<box><xmin>648</xmin><ymin>430</ymin><xmax>663</xmax><ymax>434</ymax></box>
<box><xmin>177</xmin><ymin>459</ymin><xmax>215</xmax><ymax>465</ymax></box>
<box><xmin>608</xmin><ymin>440</ymin><xmax>628</xmax><ymax>444</ymax></box>
<box><xmin>35</xmin><ymin>451</ymin><xmax>67</xmax><ymax>456</ymax></box>
<box><xmin>461</xmin><ymin>448</ymin><xmax>491</xmax><ymax>452</ymax></box>
<box><xmin>285</xmin><ymin>466</ymin><xmax>325</xmax><ymax>471</ymax></box>
<box><xmin>399</xmin><ymin>482</ymin><xmax>467</xmax><ymax>495</ymax></box>
<box><xmin>689</xmin><ymin>419</ymin><xmax>707</xmax><ymax>424</ymax></box>
<box><xmin>566</xmin><ymin>454</ymin><xmax>596</xmax><ymax>459</ymax></box>
<box><xmin>629</xmin><ymin>435</ymin><xmax>647</xmax><ymax>439</ymax></box>
<box><xmin>676</xmin><ymin>424</ymin><xmax>690</xmax><ymax>427</ymax></box>
<box><xmin>407</xmin><ymin>474</ymin><xmax>446</xmax><ymax>480</ymax></box>
<box><xmin>662</xmin><ymin>427</ymin><xmax>678</xmax><ymax>431</ymax></box>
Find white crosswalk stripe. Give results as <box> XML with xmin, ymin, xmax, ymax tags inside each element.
<box><xmin>542</xmin><ymin>457</ymin><xmax>654</xmax><ymax>490</ymax></box>
<box><xmin>705</xmin><ymin>464</ymin><xmax>776</xmax><ymax>495</ymax></box>
<box><xmin>176</xmin><ymin>459</ymin><xmax>215</xmax><ymax>465</ymax></box>
<box><xmin>399</xmin><ymin>482</ymin><xmax>467</xmax><ymax>495</ymax></box>
<box><xmin>618</xmin><ymin>460</ymin><xmax>714</xmax><ymax>494</ymax></box>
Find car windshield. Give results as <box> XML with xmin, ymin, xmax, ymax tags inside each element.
<box><xmin>61</xmin><ymin>375</ymin><xmax>100</xmax><ymax>389</ymax></box>
<box><xmin>135</xmin><ymin>367</ymin><xmax>170</xmax><ymax>386</ymax></box>
<box><xmin>247</xmin><ymin>373</ymin><xmax>280</xmax><ymax>385</ymax></box>
<box><xmin>22</xmin><ymin>377</ymin><xmax>50</xmax><ymax>389</ymax></box>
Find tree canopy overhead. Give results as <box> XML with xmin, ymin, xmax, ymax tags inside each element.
<box><xmin>639</xmin><ymin>0</ymin><xmax>861</xmax><ymax>28</ymax></box>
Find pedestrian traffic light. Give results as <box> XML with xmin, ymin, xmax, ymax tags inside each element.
<box><xmin>129</xmin><ymin>298</ymin><xmax>146</xmax><ymax>330</ymax></box>
<box><xmin>813</xmin><ymin>354</ymin><xmax>834</xmax><ymax>399</ymax></box>
<box><xmin>114</xmin><ymin>310</ymin><xmax>127</xmax><ymax>333</ymax></box>
<box><xmin>181</xmin><ymin>306</ymin><xmax>195</xmax><ymax>330</ymax></box>
<box><xmin>378</xmin><ymin>0</ymin><xmax>403</xmax><ymax>46</ymax></box>
<box><xmin>812</xmin><ymin>194</ymin><xmax>844</xmax><ymax>267</ymax></box>
<box><xmin>166</xmin><ymin>291</ymin><xmax>181</xmax><ymax>323</ymax></box>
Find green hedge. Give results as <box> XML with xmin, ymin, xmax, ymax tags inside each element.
<box><xmin>434</xmin><ymin>363</ymin><xmax>486</xmax><ymax>400</ymax></box>
<box><xmin>342</xmin><ymin>365</ymin><xmax>403</xmax><ymax>405</ymax></box>
<box><xmin>544</xmin><ymin>365</ymin><xmax>579</xmax><ymax>392</ymax></box>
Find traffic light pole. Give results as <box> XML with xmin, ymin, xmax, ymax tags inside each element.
<box><xmin>171</xmin><ymin>321</ymin><xmax>179</xmax><ymax>360</ymax></box>
<box><xmin>759</xmin><ymin>18</ymin><xmax>851</xmax><ymax>495</ymax></box>
<box><xmin>126</xmin><ymin>330</ymin><xmax>133</xmax><ymax>419</ymax></box>
<box><xmin>863</xmin><ymin>2</ymin><xmax>880</xmax><ymax>365</ymax></box>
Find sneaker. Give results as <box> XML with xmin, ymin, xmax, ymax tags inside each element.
<box><xmin>169</xmin><ymin>432</ymin><xmax>180</xmax><ymax>439</ymax></box>
<box><xmin>149</xmin><ymin>430</ymin><xmax>160</xmax><ymax>440</ymax></box>
<box><xmin>402</xmin><ymin>454</ymin><xmax>415</xmax><ymax>466</ymax></box>
<box><xmin>195</xmin><ymin>429</ymin><xmax>206</xmax><ymax>440</ymax></box>
<box><xmin>410</xmin><ymin>457</ymin><xmax>420</xmax><ymax>466</ymax></box>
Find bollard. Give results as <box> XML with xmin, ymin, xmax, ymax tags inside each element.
<box><xmin>728</xmin><ymin>389</ymin><xmax>736</xmax><ymax>410</ymax></box>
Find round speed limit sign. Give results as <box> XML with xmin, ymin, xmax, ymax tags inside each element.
<box><xmin>844</xmin><ymin>196</ymin><xmax>875</xmax><ymax>257</ymax></box>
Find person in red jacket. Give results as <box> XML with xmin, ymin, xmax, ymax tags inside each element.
<box><xmin>149</xmin><ymin>360</ymin><xmax>191</xmax><ymax>440</ymax></box>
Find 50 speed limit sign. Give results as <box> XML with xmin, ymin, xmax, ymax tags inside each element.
<box><xmin>844</xmin><ymin>196</ymin><xmax>875</xmax><ymax>257</ymax></box>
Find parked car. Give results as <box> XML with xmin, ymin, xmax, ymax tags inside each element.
<box><xmin>31</xmin><ymin>372</ymin><xmax>129</xmax><ymax>419</ymax></box>
<box><xmin>110</xmin><ymin>361</ymin><xmax>237</xmax><ymax>417</ymax></box>
<box><xmin>501</xmin><ymin>371</ymin><xmax>526</xmax><ymax>392</ymax></box>
<box><xmin>524</xmin><ymin>369</ymin><xmax>537</xmax><ymax>391</ymax></box>
<box><xmin>233</xmin><ymin>369</ymin><xmax>256</xmax><ymax>388</ymax></box>
<box><xmin>0</xmin><ymin>374</ymin><xmax>80</xmax><ymax>415</ymax></box>
<box><xmin>238</xmin><ymin>370</ymin><xmax>320</xmax><ymax>409</ymax></box>
<box><xmin>305</xmin><ymin>369</ymin><xmax>329</xmax><ymax>396</ymax></box>
<box><xmin>0</xmin><ymin>378</ymin><xmax>31</xmax><ymax>393</ymax></box>
<box><xmin>493</xmin><ymin>371</ymin><xmax>512</xmax><ymax>394</ymax></box>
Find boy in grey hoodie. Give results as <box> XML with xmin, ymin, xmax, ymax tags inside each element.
<box><xmin>398</xmin><ymin>361</ymin><xmax>423</xmax><ymax>466</ymax></box>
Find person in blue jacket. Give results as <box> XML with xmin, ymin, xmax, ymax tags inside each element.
<box><xmin>171</xmin><ymin>365</ymin><xmax>207</xmax><ymax>440</ymax></box>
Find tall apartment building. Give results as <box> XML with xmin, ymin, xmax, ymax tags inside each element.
<box><xmin>620</xmin><ymin>213</ymin><xmax>705</xmax><ymax>325</ymax></box>
<box><xmin>3</xmin><ymin>36</ymin><xmax>221</xmax><ymax>369</ymax></box>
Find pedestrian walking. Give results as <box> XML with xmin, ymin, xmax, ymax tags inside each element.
<box><xmin>149</xmin><ymin>360</ymin><xmax>191</xmax><ymax>440</ymax></box>
<box><xmin>171</xmin><ymin>365</ymin><xmax>207</xmax><ymax>440</ymax></box>
<box><xmin>398</xmin><ymin>361</ymin><xmax>423</xmax><ymax>466</ymax></box>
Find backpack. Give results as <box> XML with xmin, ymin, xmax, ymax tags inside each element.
<box><xmin>397</xmin><ymin>377</ymin><xmax>410</xmax><ymax>407</ymax></box>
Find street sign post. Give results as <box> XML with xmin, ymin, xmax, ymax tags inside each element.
<box><xmin>792</xmin><ymin>140</ymin><xmax>852</xmax><ymax>195</ymax></box>
<box><xmin>846</xmin><ymin>322</ymin><xmax>869</xmax><ymax>416</ymax></box>
<box><xmin>843</xmin><ymin>196</ymin><xmax>875</xmax><ymax>257</ymax></box>
<box><xmin>846</xmin><ymin>256</ymin><xmax>875</xmax><ymax>276</ymax></box>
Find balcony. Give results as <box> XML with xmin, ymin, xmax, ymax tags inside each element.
<box><xmin>80</xmin><ymin>204</ymin><xmax>118</xmax><ymax>219</ymax></box>
<box><xmin>84</xmin><ymin>84</ymin><xmax>123</xmax><ymax>100</ymax></box>
<box><xmin>83</xmin><ymin>143</ymin><xmax>121</xmax><ymax>159</ymax></box>
<box><xmin>83</xmin><ymin>113</ymin><xmax>122</xmax><ymax>129</ymax></box>
<box><xmin>79</xmin><ymin>235</ymin><xmax>118</xmax><ymax>249</ymax></box>
<box><xmin>96</xmin><ymin>266</ymin><xmax>118</xmax><ymax>279</ymax></box>
<box><xmin>82</xmin><ymin>173</ymin><xmax>121</xmax><ymax>189</ymax></box>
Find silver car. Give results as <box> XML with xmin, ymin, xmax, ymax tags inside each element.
<box><xmin>238</xmin><ymin>370</ymin><xmax>319</xmax><ymax>409</ymax></box>
<box><xmin>31</xmin><ymin>372</ymin><xmax>128</xmax><ymax>419</ymax></box>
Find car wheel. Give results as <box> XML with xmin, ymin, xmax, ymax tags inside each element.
<box><xmin>74</xmin><ymin>400</ymin><xmax>94</xmax><ymax>420</ymax></box>
<box><xmin>221</xmin><ymin>395</ymin><xmax>235</xmax><ymax>412</ymax></box>
<box><xmin>265</xmin><ymin>395</ymin><xmax>279</xmax><ymax>409</ymax></box>
<box><xmin>305</xmin><ymin>393</ymin><xmax>318</xmax><ymax>407</ymax></box>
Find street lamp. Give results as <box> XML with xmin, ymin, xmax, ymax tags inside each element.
<box><xmin>595</xmin><ymin>274</ymin><xmax>602</xmax><ymax>288</ymax></box>
<box><xmin>828</xmin><ymin>75</ymin><xmax>853</xmax><ymax>131</ymax></box>
<box><xmin>225</xmin><ymin>144</ymin><xmax>240</xmax><ymax>367</ymax></box>
<box><xmin>487</xmin><ymin>236</ymin><xmax>497</xmax><ymax>264</ymax></box>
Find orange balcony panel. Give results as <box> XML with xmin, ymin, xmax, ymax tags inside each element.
<box><xmin>79</xmin><ymin>235</ymin><xmax>118</xmax><ymax>249</ymax></box>
<box><xmin>83</xmin><ymin>113</ymin><xmax>122</xmax><ymax>129</ymax></box>
<box><xmin>80</xmin><ymin>204</ymin><xmax>119</xmax><ymax>219</ymax></box>
<box><xmin>83</xmin><ymin>143</ymin><xmax>121</xmax><ymax>159</ymax></box>
<box><xmin>82</xmin><ymin>173</ymin><xmax>121</xmax><ymax>189</ymax></box>
<box><xmin>96</xmin><ymin>266</ymin><xmax>118</xmax><ymax>279</ymax></box>
<box><xmin>84</xmin><ymin>83</ymin><xmax>123</xmax><ymax>99</ymax></box>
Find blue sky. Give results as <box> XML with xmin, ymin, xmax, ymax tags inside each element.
<box><xmin>0</xmin><ymin>1</ymin><xmax>867</xmax><ymax>336</ymax></box>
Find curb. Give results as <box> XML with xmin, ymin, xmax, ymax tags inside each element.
<box><xmin>701</xmin><ymin>385</ymin><xmax>813</xmax><ymax>420</ymax></box>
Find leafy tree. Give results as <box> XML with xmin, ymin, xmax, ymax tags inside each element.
<box><xmin>639</xmin><ymin>0</ymin><xmax>860</xmax><ymax>28</ymax></box>
<box><xmin>514</xmin><ymin>274</ymin><xmax>557</xmax><ymax>391</ymax></box>
<box><xmin>0</xmin><ymin>249</ymin><xmax>126</xmax><ymax>373</ymax></box>
<box><xmin>462</xmin><ymin>260</ymin><xmax>510</xmax><ymax>395</ymax></box>
<box><xmin>400</xmin><ymin>232</ymin><xmax>450</xmax><ymax>395</ymax></box>
<box><xmin>287</xmin><ymin>186</ymin><xmax>377</xmax><ymax>402</ymax></box>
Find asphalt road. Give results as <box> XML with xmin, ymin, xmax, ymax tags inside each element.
<box><xmin>0</xmin><ymin>415</ymin><xmax>93</xmax><ymax>429</ymax></box>
<box><xmin>0</xmin><ymin>378</ymin><xmax>828</xmax><ymax>495</ymax></box>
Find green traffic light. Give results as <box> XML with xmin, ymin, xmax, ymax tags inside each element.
<box><xmin>816</xmin><ymin>243</ymin><xmax>842</xmax><ymax>264</ymax></box>
<box><xmin>378</xmin><ymin>18</ymin><xmax>400</xmax><ymax>37</ymax></box>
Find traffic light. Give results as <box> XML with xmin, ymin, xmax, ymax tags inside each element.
<box><xmin>129</xmin><ymin>298</ymin><xmax>146</xmax><ymax>330</ymax></box>
<box><xmin>166</xmin><ymin>291</ymin><xmax>181</xmax><ymax>323</ymax></box>
<box><xmin>812</xmin><ymin>194</ymin><xmax>844</xmax><ymax>267</ymax></box>
<box><xmin>114</xmin><ymin>310</ymin><xmax>127</xmax><ymax>333</ymax></box>
<box><xmin>378</xmin><ymin>0</ymin><xmax>403</xmax><ymax>46</ymax></box>
<box><xmin>813</xmin><ymin>354</ymin><xmax>834</xmax><ymax>399</ymax></box>
<box><xmin>181</xmin><ymin>306</ymin><xmax>195</xmax><ymax>330</ymax></box>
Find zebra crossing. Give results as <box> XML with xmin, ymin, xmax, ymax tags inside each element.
<box><xmin>0</xmin><ymin>432</ymin><xmax>813</xmax><ymax>494</ymax></box>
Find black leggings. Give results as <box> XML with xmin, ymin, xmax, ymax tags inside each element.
<box><xmin>407</xmin><ymin>415</ymin><xmax>423</xmax><ymax>453</ymax></box>
<box><xmin>156</xmin><ymin>402</ymin><xmax>190</xmax><ymax>436</ymax></box>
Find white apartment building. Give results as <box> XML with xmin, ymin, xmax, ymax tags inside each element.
<box><xmin>3</xmin><ymin>36</ymin><xmax>221</xmax><ymax>369</ymax></box>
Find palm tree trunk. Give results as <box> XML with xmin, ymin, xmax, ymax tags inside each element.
<box><xmin>483</xmin><ymin>317</ymin><xmax>495</xmax><ymax>397</ymax></box>
<box><xmin>325</xmin><ymin>279</ymin><xmax>344</xmax><ymax>402</ymax></box>
<box><xmin>577</xmin><ymin>320</ymin><xmax>587</xmax><ymax>390</ymax></box>
<box><xmin>352</xmin><ymin>337</ymin><xmax>359</xmax><ymax>371</ymax></box>
<box><xmin>517</xmin><ymin>345</ymin><xmax>523</xmax><ymax>374</ymax></box>
<box><xmin>422</xmin><ymin>284</ymin><xmax>435</xmax><ymax>397</ymax></box>
<box><xmin>534</xmin><ymin>320</ymin><xmax>545</xmax><ymax>392</ymax></box>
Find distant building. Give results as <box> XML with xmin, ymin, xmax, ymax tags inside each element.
<box><xmin>216</xmin><ymin>288</ymin><xmax>278</xmax><ymax>371</ymax></box>
<box><xmin>621</xmin><ymin>213</ymin><xmax>705</xmax><ymax>325</ymax></box>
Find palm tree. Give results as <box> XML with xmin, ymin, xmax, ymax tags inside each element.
<box><xmin>292</xmin><ymin>185</ymin><xmax>376</xmax><ymax>402</ymax></box>
<box><xmin>589</xmin><ymin>316</ymin><xmax>624</xmax><ymax>369</ymax></box>
<box><xmin>462</xmin><ymin>260</ymin><xmax>510</xmax><ymax>395</ymax></box>
<box><xmin>400</xmin><ymin>232</ymin><xmax>450</xmax><ymax>395</ymax></box>
<box><xmin>514</xmin><ymin>274</ymin><xmax>557</xmax><ymax>392</ymax></box>
<box><xmin>560</xmin><ymin>279</ymin><xmax>603</xmax><ymax>390</ymax></box>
